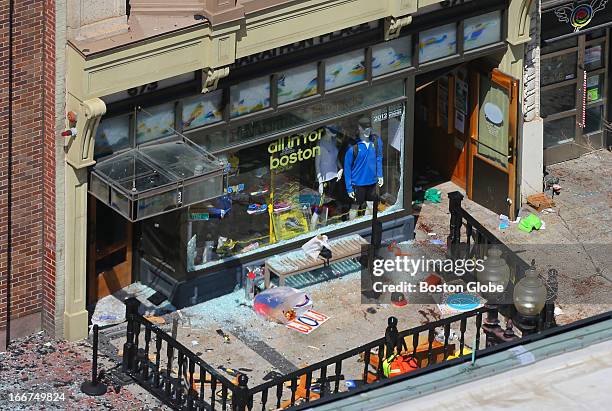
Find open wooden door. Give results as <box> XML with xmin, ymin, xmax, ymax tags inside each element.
<box><xmin>87</xmin><ymin>196</ymin><xmax>133</xmax><ymax>306</ymax></box>
<box><xmin>468</xmin><ymin>68</ymin><xmax>519</xmax><ymax>218</ymax></box>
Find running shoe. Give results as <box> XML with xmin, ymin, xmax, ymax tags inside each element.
<box><xmin>285</xmin><ymin>217</ymin><xmax>301</xmax><ymax>231</ymax></box>
<box><xmin>249</xmin><ymin>186</ymin><xmax>269</xmax><ymax>196</ymax></box>
<box><xmin>241</xmin><ymin>242</ymin><xmax>260</xmax><ymax>253</ymax></box>
<box><xmin>273</xmin><ymin>201</ymin><xmax>292</xmax><ymax>213</ymax></box>
<box><xmin>247</xmin><ymin>203</ymin><xmax>267</xmax><ymax>214</ymax></box>
<box><xmin>216</xmin><ymin>237</ymin><xmax>237</xmax><ymax>255</ymax></box>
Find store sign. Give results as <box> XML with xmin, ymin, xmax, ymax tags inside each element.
<box><xmin>413</xmin><ymin>0</ymin><xmax>474</xmax><ymax>16</ymax></box>
<box><xmin>542</xmin><ymin>1</ymin><xmax>612</xmax><ymax>42</ymax></box>
<box><xmin>373</xmin><ymin>105</ymin><xmax>403</xmax><ymax>123</ymax></box>
<box><xmin>231</xmin><ymin>21</ymin><xmax>380</xmax><ymax>69</ymax></box>
<box><xmin>268</xmin><ymin>128</ymin><xmax>324</xmax><ymax>170</ymax></box>
<box><xmin>102</xmin><ymin>72</ymin><xmax>197</xmax><ymax>104</ymax></box>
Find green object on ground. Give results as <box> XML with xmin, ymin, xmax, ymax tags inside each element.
<box><xmin>424</xmin><ymin>188</ymin><xmax>442</xmax><ymax>203</ymax></box>
<box><xmin>518</xmin><ymin>213</ymin><xmax>542</xmax><ymax>233</ymax></box>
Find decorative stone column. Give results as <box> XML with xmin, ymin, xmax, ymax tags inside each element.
<box><xmin>521</xmin><ymin>1</ymin><xmax>544</xmax><ymax>199</ymax></box>
<box><xmin>63</xmin><ymin>98</ymin><xmax>106</xmax><ymax>341</ymax></box>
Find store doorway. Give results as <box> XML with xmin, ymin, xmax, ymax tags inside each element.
<box><xmin>468</xmin><ymin>68</ymin><xmax>519</xmax><ymax>218</ymax></box>
<box><xmin>414</xmin><ymin>66</ymin><xmax>470</xmax><ymax>197</ymax></box>
<box><xmin>414</xmin><ymin>64</ymin><xmax>518</xmax><ymax>218</ymax></box>
<box><xmin>87</xmin><ymin>196</ymin><xmax>134</xmax><ymax>307</ymax></box>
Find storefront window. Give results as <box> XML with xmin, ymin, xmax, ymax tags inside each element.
<box><xmin>463</xmin><ymin>10</ymin><xmax>502</xmax><ymax>51</ymax></box>
<box><xmin>136</xmin><ymin>102</ymin><xmax>176</xmax><ymax>145</ymax></box>
<box><xmin>418</xmin><ymin>23</ymin><xmax>457</xmax><ymax>63</ymax></box>
<box><xmin>587</xmin><ymin>74</ymin><xmax>604</xmax><ymax>103</ymax></box>
<box><xmin>230</xmin><ymin>76</ymin><xmax>271</xmax><ymax>118</ymax></box>
<box><xmin>541</xmin><ymin>84</ymin><xmax>576</xmax><ymax>117</ymax></box>
<box><xmin>584</xmin><ymin>106</ymin><xmax>603</xmax><ymax>134</ymax></box>
<box><xmin>94</xmin><ymin>115</ymin><xmax>131</xmax><ymax>160</ymax></box>
<box><xmin>188</xmin><ymin>79</ymin><xmax>405</xmax><ymax>152</ymax></box>
<box><xmin>586</xmin><ymin>29</ymin><xmax>607</xmax><ymax>40</ymax></box>
<box><xmin>181</xmin><ymin>89</ymin><xmax>223</xmax><ymax>130</ymax></box>
<box><xmin>278</xmin><ymin>63</ymin><xmax>319</xmax><ymax>104</ymax></box>
<box><xmin>372</xmin><ymin>36</ymin><xmax>412</xmax><ymax>77</ymax></box>
<box><xmin>185</xmin><ymin>105</ymin><xmax>404</xmax><ymax>270</ymax></box>
<box><xmin>541</xmin><ymin>37</ymin><xmax>577</xmax><ymax>55</ymax></box>
<box><xmin>541</xmin><ymin>53</ymin><xmax>577</xmax><ymax>86</ymax></box>
<box><xmin>544</xmin><ymin>116</ymin><xmax>576</xmax><ymax>148</ymax></box>
<box><xmin>325</xmin><ymin>50</ymin><xmax>366</xmax><ymax>90</ymax></box>
<box><xmin>585</xmin><ymin>45</ymin><xmax>604</xmax><ymax>71</ymax></box>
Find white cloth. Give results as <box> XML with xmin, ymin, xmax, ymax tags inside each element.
<box><xmin>302</xmin><ymin>235</ymin><xmax>331</xmax><ymax>259</ymax></box>
<box><xmin>315</xmin><ymin>138</ymin><xmax>339</xmax><ymax>182</ymax></box>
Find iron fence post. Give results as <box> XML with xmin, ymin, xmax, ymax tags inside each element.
<box><xmin>544</xmin><ymin>268</ymin><xmax>558</xmax><ymax>329</ymax></box>
<box><xmin>233</xmin><ymin>373</ymin><xmax>250</xmax><ymax>411</ymax></box>
<box><xmin>122</xmin><ymin>297</ymin><xmax>141</xmax><ymax>373</ymax></box>
<box><xmin>81</xmin><ymin>324</ymin><xmax>108</xmax><ymax>396</ymax></box>
<box><xmin>447</xmin><ymin>191</ymin><xmax>464</xmax><ymax>258</ymax></box>
<box><xmin>482</xmin><ymin>305</ymin><xmax>501</xmax><ymax>346</ymax></box>
<box><xmin>384</xmin><ymin>316</ymin><xmax>400</xmax><ymax>359</ymax></box>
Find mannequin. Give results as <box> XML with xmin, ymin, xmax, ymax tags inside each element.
<box><xmin>315</xmin><ymin>126</ymin><xmax>343</xmax><ymax>195</ymax></box>
<box><xmin>311</xmin><ymin>127</ymin><xmax>343</xmax><ymax>229</ymax></box>
<box><xmin>344</xmin><ymin>116</ymin><xmax>384</xmax><ymax>217</ymax></box>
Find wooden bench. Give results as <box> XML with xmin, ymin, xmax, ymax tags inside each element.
<box><xmin>264</xmin><ymin>234</ymin><xmax>369</xmax><ymax>288</ymax></box>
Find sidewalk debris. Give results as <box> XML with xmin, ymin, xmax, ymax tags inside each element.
<box><xmin>216</xmin><ymin>329</ymin><xmax>231</xmax><ymax>343</ymax></box>
<box><xmin>499</xmin><ymin>214</ymin><xmax>510</xmax><ymax>230</ymax></box>
<box><xmin>424</xmin><ymin>188</ymin><xmax>442</xmax><ymax>203</ymax></box>
<box><xmin>263</xmin><ymin>370</ymin><xmax>284</xmax><ymax>380</ymax></box>
<box><xmin>254</xmin><ymin>287</ymin><xmax>313</xmax><ymax>324</ymax></box>
<box><xmin>518</xmin><ymin>213</ymin><xmax>543</xmax><ymax>233</ymax></box>
<box><xmin>286</xmin><ymin>310</ymin><xmax>330</xmax><ymax>334</ymax></box>
<box><xmin>527</xmin><ymin>193</ymin><xmax>555</xmax><ymax>211</ymax></box>
<box><xmin>144</xmin><ymin>315</ymin><xmax>166</xmax><ymax>325</ymax></box>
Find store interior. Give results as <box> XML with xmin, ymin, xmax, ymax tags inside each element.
<box><xmin>412</xmin><ymin>64</ymin><xmax>470</xmax><ymax>204</ymax></box>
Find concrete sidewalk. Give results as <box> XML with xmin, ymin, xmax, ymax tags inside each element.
<box><xmin>414</xmin><ymin>149</ymin><xmax>612</xmax><ymax>325</ymax></box>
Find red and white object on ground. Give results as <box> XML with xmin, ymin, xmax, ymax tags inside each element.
<box><xmin>286</xmin><ymin>310</ymin><xmax>330</xmax><ymax>334</ymax></box>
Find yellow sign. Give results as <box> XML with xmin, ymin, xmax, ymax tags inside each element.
<box><xmin>268</xmin><ymin>128</ymin><xmax>324</xmax><ymax>170</ymax></box>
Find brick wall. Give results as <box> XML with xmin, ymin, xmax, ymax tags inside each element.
<box><xmin>0</xmin><ymin>0</ymin><xmax>56</xmax><ymax>335</ymax></box>
<box><xmin>43</xmin><ymin>0</ymin><xmax>57</xmax><ymax>336</ymax></box>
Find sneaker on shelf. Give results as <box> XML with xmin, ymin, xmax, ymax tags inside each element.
<box><xmin>250</xmin><ymin>186</ymin><xmax>269</xmax><ymax>196</ymax></box>
<box><xmin>273</xmin><ymin>201</ymin><xmax>292</xmax><ymax>213</ymax></box>
<box><xmin>247</xmin><ymin>203</ymin><xmax>268</xmax><ymax>214</ymax></box>
<box><xmin>285</xmin><ymin>217</ymin><xmax>301</xmax><ymax>231</ymax></box>
<box><xmin>217</xmin><ymin>237</ymin><xmax>237</xmax><ymax>255</ymax></box>
<box><xmin>241</xmin><ymin>242</ymin><xmax>260</xmax><ymax>253</ymax></box>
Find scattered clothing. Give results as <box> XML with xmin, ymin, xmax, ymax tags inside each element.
<box><xmin>518</xmin><ymin>213</ymin><xmax>543</xmax><ymax>233</ymax></box>
<box><xmin>424</xmin><ymin>188</ymin><xmax>442</xmax><ymax>203</ymax></box>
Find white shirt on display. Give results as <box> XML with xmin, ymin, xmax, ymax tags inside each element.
<box><xmin>315</xmin><ymin>137</ymin><xmax>340</xmax><ymax>182</ymax></box>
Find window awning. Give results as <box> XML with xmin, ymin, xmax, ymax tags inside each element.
<box><xmin>89</xmin><ymin>138</ymin><xmax>226</xmax><ymax>221</ymax></box>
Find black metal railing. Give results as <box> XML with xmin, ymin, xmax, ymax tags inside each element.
<box><xmin>245</xmin><ymin>306</ymin><xmax>492</xmax><ymax>410</ymax></box>
<box><xmin>120</xmin><ymin>295</ymin><xmax>500</xmax><ymax>411</ymax></box>
<box><xmin>122</xmin><ymin>298</ymin><xmax>250</xmax><ymax>410</ymax></box>
<box><xmin>446</xmin><ymin>191</ymin><xmax>534</xmax><ymax>323</ymax></box>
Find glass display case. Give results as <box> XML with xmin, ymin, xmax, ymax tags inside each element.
<box><xmin>89</xmin><ymin>138</ymin><xmax>226</xmax><ymax>221</ymax></box>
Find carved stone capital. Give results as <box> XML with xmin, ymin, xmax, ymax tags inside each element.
<box><xmin>202</xmin><ymin>66</ymin><xmax>230</xmax><ymax>93</ymax></box>
<box><xmin>384</xmin><ymin>15</ymin><xmax>412</xmax><ymax>41</ymax></box>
